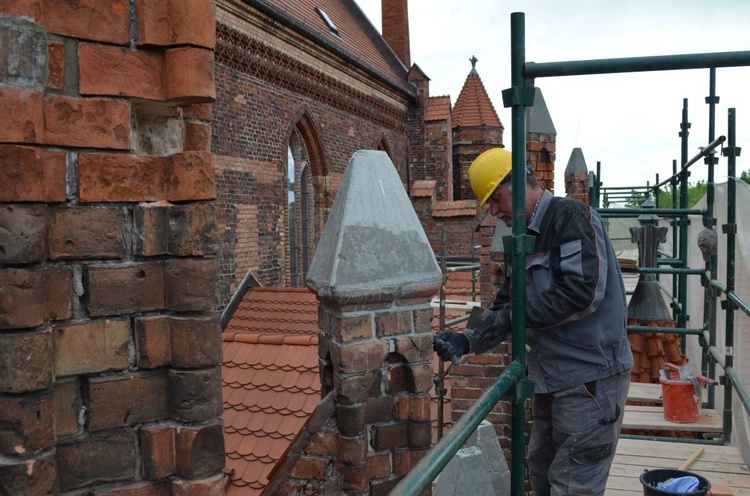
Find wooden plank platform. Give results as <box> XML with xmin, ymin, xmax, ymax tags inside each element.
<box><xmin>628</xmin><ymin>381</ymin><xmax>708</xmax><ymax>404</ymax></box>
<box><xmin>622</xmin><ymin>405</ymin><xmax>723</xmax><ymax>433</ymax></box>
<box><xmin>607</xmin><ymin>438</ymin><xmax>750</xmax><ymax>495</ymax></box>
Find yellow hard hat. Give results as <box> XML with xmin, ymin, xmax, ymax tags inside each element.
<box><xmin>468</xmin><ymin>148</ymin><xmax>512</xmax><ymax>207</ymax></box>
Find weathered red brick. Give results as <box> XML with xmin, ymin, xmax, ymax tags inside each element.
<box><xmin>375</xmin><ymin>311</ymin><xmax>413</xmax><ymax>337</ymax></box>
<box><xmin>0</xmin><ymin>0</ymin><xmax>43</xmax><ymax>19</ymax></box>
<box><xmin>164</xmin><ymin>258</ymin><xmax>218</xmax><ymax>312</ymax></box>
<box><xmin>337</xmin><ymin>461</ymin><xmax>368</xmax><ymax>491</ymax></box>
<box><xmin>164</xmin><ymin>47</ymin><xmax>215</xmax><ymax>104</ymax></box>
<box><xmin>95</xmin><ymin>481</ymin><xmax>172</xmax><ymax>496</ymax></box>
<box><xmin>85</xmin><ymin>262</ymin><xmax>166</xmax><ymax>316</ymax></box>
<box><xmin>392</xmin><ymin>333</ymin><xmax>432</xmax><ymax>362</ymax></box>
<box><xmin>0</xmin><ymin>389</ymin><xmax>54</xmax><ymax>455</ymax></box>
<box><xmin>132</xmin><ymin>204</ymin><xmax>168</xmax><ymax>256</ymax></box>
<box><xmin>336</xmin><ymin>340</ymin><xmax>388</xmax><ymax>374</ymax></box>
<box><xmin>42</xmin><ymin>0</ymin><xmax>130</xmax><ymax>45</ymax></box>
<box><xmin>135</xmin><ymin>316</ymin><xmax>172</xmax><ymax>369</ymax></box>
<box><xmin>79</xmin><ymin>153</ymin><xmax>164</xmax><ymax>203</ymax></box>
<box><xmin>43</xmin><ymin>95</ymin><xmax>131</xmax><ymax>150</ymax></box>
<box><xmin>140</xmin><ymin>425</ymin><xmax>176</xmax><ymax>480</ymax></box>
<box><xmin>0</xmin><ymin>204</ymin><xmax>47</xmax><ymax>264</ymax></box>
<box><xmin>48</xmin><ymin>40</ymin><xmax>65</xmax><ymax>90</ymax></box>
<box><xmin>0</xmin><ymin>145</ymin><xmax>66</xmax><ymax>202</ymax></box>
<box><xmin>174</xmin><ymin>422</ymin><xmax>224</xmax><ymax>479</ymax></box>
<box><xmin>88</xmin><ymin>373</ymin><xmax>169</xmax><ymax>431</ymax></box>
<box><xmin>337</xmin><ymin>434</ymin><xmax>367</xmax><ymax>465</ymax></box>
<box><xmin>371</xmin><ymin>422</ymin><xmax>408</xmax><ymax>451</ymax></box>
<box><xmin>0</xmin><ymin>450</ymin><xmax>56</xmax><ymax>495</ymax></box>
<box><xmin>53</xmin><ymin>320</ymin><xmax>130</xmax><ymax>377</ymax></box>
<box><xmin>0</xmin><ymin>268</ymin><xmax>71</xmax><ymax>329</ymax></box>
<box><xmin>184</xmin><ymin>121</ymin><xmax>211</xmax><ymax>152</ymax></box>
<box><xmin>170</xmin><ymin>314</ymin><xmax>222</xmax><ymax>368</ymax></box>
<box><xmin>0</xmin><ymin>329</ymin><xmax>52</xmax><ymax>393</ymax></box>
<box><xmin>49</xmin><ymin>206</ymin><xmax>125</xmax><ymax>260</ymax></box>
<box><xmin>168</xmin><ymin>367</ymin><xmax>222</xmax><ymax>422</ymax></box>
<box><xmin>167</xmin><ymin>203</ymin><xmax>218</xmax><ymax>256</ymax></box>
<box><xmin>54</xmin><ymin>379</ymin><xmax>81</xmax><ymax>438</ymax></box>
<box><xmin>289</xmin><ymin>456</ymin><xmax>328</xmax><ymax>480</ymax></box>
<box><xmin>137</xmin><ymin>0</ymin><xmax>216</xmax><ymax>49</ymax></box>
<box><xmin>337</xmin><ymin>371</ymin><xmax>380</xmax><ymax>405</ymax></box>
<box><xmin>331</xmin><ymin>313</ymin><xmax>373</xmax><ymax>343</ymax></box>
<box><xmin>171</xmin><ymin>473</ymin><xmax>225</xmax><ymax>496</ymax></box>
<box><xmin>182</xmin><ymin>103</ymin><xmax>212</xmax><ymax>121</ymax></box>
<box><xmin>408</xmin><ymin>421</ymin><xmax>431</xmax><ymax>449</ymax></box>
<box><xmin>367</xmin><ymin>452</ymin><xmax>392</xmax><ymax>480</ymax></box>
<box><xmin>56</xmin><ymin>429</ymin><xmax>136</xmax><ymax>491</ymax></box>
<box><xmin>79</xmin><ymin>43</ymin><xmax>165</xmax><ymax>100</ymax></box>
<box><xmin>0</xmin><ymin>86</ymin><xmax>43</xmax><ymax>143</ymax></box>
<box><xmin>166</xmin><ymin>152</ymin><xmax>216</xmax><ymax>201</ymax></box>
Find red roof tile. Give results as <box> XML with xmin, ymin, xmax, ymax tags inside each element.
<box><xmin>260</xmin><ymin>0</ymin><xmax>412</xmax><ymax>95</ymax></box>
<box><xmin>426</xmin><ymin>95</ymin><xmax>452</xmax><ymax>122</ymax></box>
<box><xmin>453</xmin><ymin>69</ymin><xmax>503</xmax><ymax>128</ymax></box>
<box><xmin>226</xmin><ymin>287</ymin><xmax>319</xmax><ymax>337</ymax></box>
<box><xmin>433</xmin><ymin>199</ymin><xmax>478</xmax><ymax>218</ymax></box>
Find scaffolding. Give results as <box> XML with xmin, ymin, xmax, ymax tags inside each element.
<box><xmin>393</xmin><ymin>12</ymin><xmax>750</xmax><ymax>495</ymax></box>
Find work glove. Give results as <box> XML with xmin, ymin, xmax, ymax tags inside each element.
<box><xmin>433</xmin><ymin>331</ymin><xmax>469</xmax><ymax>364</ymax></box>
<box><xmin>469</xmin><ymin>306</ymin><xmax>512</xmax><ymax>354</ymax></box>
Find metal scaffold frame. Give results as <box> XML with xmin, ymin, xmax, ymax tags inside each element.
<box><xmin>392</xmin><ymin>12</ymin><xmax>750</xmax><ymax>496</ymax></box>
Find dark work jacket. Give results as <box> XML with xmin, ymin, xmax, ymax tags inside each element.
<box><xmin>466</xmin><ymin>190</ymin><xmax>633</xmax><ymax>393</ymax></box>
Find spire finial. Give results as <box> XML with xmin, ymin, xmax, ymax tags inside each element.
<box><xmin>470</xmin><ymin>55</ymin><xmax>478</xmax><ymax>71</ymax></box>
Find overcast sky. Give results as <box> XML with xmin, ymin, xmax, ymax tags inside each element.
<box><xmin>355</xmin><ymin>0</ymin><xmax>750</xmax><ymax>194</ymax></box>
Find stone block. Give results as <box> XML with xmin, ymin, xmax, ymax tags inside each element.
<box><xmin>336</xmin><ymin>340</ymin><xmax>388</xmax><ymax>374</ymax></box>
<box><xmin>0</xmin><ymin>86</ymin><xmax>44</xmax><ymax>143</ymax></box>
<box><xmin>79</xmin><ymin>153</ymin><xmax>164</xmax><ymax>203</ymax></box>
<box><xmin>174</xmin><ymin>421</ymin><xmax>225</xmax><ymax>479</ymax></box>
<box><xmin>171</xmin><ymin>473</ymin><xmax>227</xmax><ymax>496</ymax></box>
<box><xmin>371</xmin><ymin>422</ymin><xmax>409</xmax><ymax>451</ymax></box>
<box><xmin>164</xmin><ymin>258</ymin><xmax>218</xmax><ymax>312</ymax></box>
<box><xmin>166</xmin><ymin>152</ymin><xmax>216</xmax><ymax>201</ymax></box>
<box><xmin>168</xmin><ymin>367</ymin><xmax>222</xmax><ymax>422</ymax></box>
<box><xmin>0</xmin><ymin>203</ymin><xmax>47</xmax><ymax>264</ymax></box>
<box><xmin>47</xmin><ymin>40</ymin><xmax>65</xmax><ymax>90</ymax></box>
<box><xmin>132</xmin><ymin>110</ymin><xmax>184</xmax><ymax>155</ymax></box>
<box><xmin>88</xmin><ymin>373</ymin><xmax>169</xmax><ymax>431</ymax></box>
<box><xmin>0</xmin><ymin>450</ymin><xmax>56</xmax><ymax>495</ymax></box>
<box><xmin>136</xmin><ymin>0</ymin><xmax>216</xmax><ymax>49</ymax></box>
<box><xmin>53</xmin><ymin>379</ymin><xmax>81</xmax><ymax>438</ymax></box>
<box><xmin>170</xmin><ymin>314</ymin><xmax>222</xmax><ymax>368</ymax></box>
<box><xmin>49</xmin><ymin>206</ymin><xmax>125</xmax><ymax>260</ymax></box>
<box><xmin>0</xmin><ymin>0</ymin><xmax>43</xmax><ymax>19</ymax></box>
<box><xmin>0</xmin><ymin>17</ymin><xmax>47</xmax><ymax>88</ymax></box>
<box><xmin>43</xmin><ymin>95</ymin><xmax>130</xmax><ymax>150</ymax></box>
<box><xmin>56</xmin><ymin>429</ymin><xmax>136</xmax><ymax>491</ymax></box>
<box><xmin>79</xmin><ymin>43</ymin><xmax>164</xmax><ymax>100</ymax></box>
<box><xmin>53</xmin><ymin>319</ymin><xmax>130</xmax><ymax>377</ymax></box>
<box><xmin>42</xmin><ymin>0</ymin><xmax>130</xmax><ymax>45</ymax></box>
<box><xmin>375</xmin><ymin>310</ymin><xmax>413</xmax><ymax>337</ymax></box>
<box><xmin>0</xmin><ymin>329</ymin><xmax>53</xmax><ymax>393</ymax></box>
<box><xmin>167</xmin><ymin>203</ymin><xmax>218</xmax><ymax>256</ymax></box>
<box><xmin>140</xmin><ymin>425</ymin><xmax>176</xmax><ymax>480</ymax></box>
<box><xmin>0</xmin><ymin>389</ymin><xmax>54</xmax><ymax>455</ymax></box>
<box><xmin>85</xmin><ymin>262</ymin><xmax>166</xmax><ymax>316</ymax></box>
<box><xmin>164</xmin><ymin>47</ymin><xmax>215</xmax><ymax>104</ymax></box>
<box><xmin>135</xmin><ymin>315</ymin><xmax>172</xmax><ymax>369</ymax></box>
<box><xmin>0</xmin><ymin>145</ymin><xmax>66</xmax><ymax>202</ymax></box>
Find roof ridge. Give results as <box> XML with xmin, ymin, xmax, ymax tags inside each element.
<box><xmin>223</xmin><ymin>332</ymin><xmax>318</xmax><ymax>346</ymax></box>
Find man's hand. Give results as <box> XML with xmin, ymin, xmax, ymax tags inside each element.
<box><xmin>433</xmin><ymin>331</ymin><xmax>469</xmax><ymax>364</ymax></box>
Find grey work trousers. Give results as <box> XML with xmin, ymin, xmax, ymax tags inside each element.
<box><xmin>528</xmin><ymin>369</ymin><xmax>631</xmax><ymax>496</ymax></box>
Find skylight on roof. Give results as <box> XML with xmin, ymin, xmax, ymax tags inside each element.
<box><xmin>316</xmin><ymin>7</ymin><xmax>340</xmax><ymax>37</ymax></box>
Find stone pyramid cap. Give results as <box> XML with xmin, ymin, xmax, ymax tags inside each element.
<box><xmin>306</xmin><ymin>150</ymin><xmax>442</xmax><ymax>305</ymax></box>
<box><xmin>565</xmin><ymin>147</ymin><xmax>588</xmax><ymax>175</ymax></box>
<box><xmin>526</xmin><ymin>87</ymin><xmax>556</xmax><ymax>136</ymax></box>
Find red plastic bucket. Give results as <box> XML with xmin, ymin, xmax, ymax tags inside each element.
<box><xmin>660</xmin><ymin>376</ymin><xmax>700</xmax><ymax>423</ymax></box>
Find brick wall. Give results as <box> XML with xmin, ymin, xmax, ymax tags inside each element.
<box><xmin>0</xmin><ymin>2</ymin><xmax>225</xmax><ymax>494</ymax></box>
<box><xmin>213</xmin><ymin>23</ymin><xmax>410</xmax><ymax>304</ymax></box>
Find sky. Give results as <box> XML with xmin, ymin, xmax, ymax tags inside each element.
<box><xmin>354</xmin><ymin>0</ymin><xmax>750</xmax><ymax>193</ymax></box>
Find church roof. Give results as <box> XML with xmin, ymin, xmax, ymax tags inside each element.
<box><xmin>258</xmin><ymin>0</ymin><xmax>415</xmax><ymax>96</ymax></box>
<box><xmin>426</xmin><ymin>95</ymin><xmax>452</xmax><ymax>122</ymax></box>
<box><xmin>452</xmin><ymin>58</ymin><xmax>503</xmax><ymax>129</ymax></box>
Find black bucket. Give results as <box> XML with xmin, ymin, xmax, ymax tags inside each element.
<box><xmin>640</xmin><ymin>469</ymin><xmax>710</xmax><ymax>495</ymax></box>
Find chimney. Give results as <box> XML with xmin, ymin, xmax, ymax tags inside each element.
<box><xmin>382</xmin><ymin>0</ymin><xmax>411</xmax><ymax>67</ymax></box>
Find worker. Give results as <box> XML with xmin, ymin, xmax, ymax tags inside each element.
<box><xmin>433</xmin><ymin>148</ymin><xmax>633</xmax><ymax>496</ymax></box>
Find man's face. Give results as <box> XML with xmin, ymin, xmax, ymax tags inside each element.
<box><xmin>487</xmin><ymin>182</ymin><xmax>513</xmax><ymax>226</ymax></box>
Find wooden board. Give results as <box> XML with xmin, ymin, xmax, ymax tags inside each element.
<box><xmin>607</xmin><ymin>438</ymin><xmax>750</xmax><ymax>495</ymax></box>
<box><xmin>622</xmin><ymin>405</ymin><xmax>722</xmax><ymax>433</ymax></box>
<box><xmin>627</xmin><ymin>381</ymin><xmax>708</xmax><ymax>404</ymax></box>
